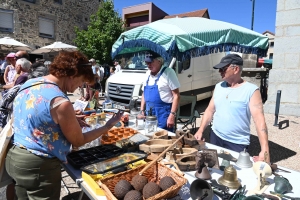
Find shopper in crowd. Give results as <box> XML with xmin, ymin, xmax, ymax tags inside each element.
<box><xmin>100</xmin><ymin>63</ymin><xmax>111</xmax><ymax>94</ymax></box>
<box><xmin>28</xmin><ymin>61</ymin><xmax>49</xmax><ymax>79</ymax></box>
<box><xmin>14</xmin><ymin>50</ymin><xmax>30</xmax><ymax>61</ymax></box>
<box><xmin>194</xmin><ymin>54</ymin><xmax>270</xmax><ymax>162</ymax></box>
<box><xmin>5</xmin><ymin>51</ymin><xmax>123</xmax><ymax>199</ymax></box>
<box><xmin>140</xmin><ymin>52</ymin><xmax>180</xmax><ymax>132</ymax></box>
<box><xmin>114</xmin><ymin>60</ymin><xmax>121</xmax><ymax>73</ymax></box>
<box><xmin>3</xmin><ymin>52</ymin><xmax>16</xmax><ymax>86</ymax></box>
<box><xmin>0</xmin><ymin>56</ymin><xmax>8</xmax><ymax>85</ymax></box>
<box><xmin>1</xmin><ymin>58</ymin><xmax>47</xmax><ymax>200</ymax></box>
<box><xmin>98</xmin><ymin>64</ymin><xmax>104</xmax><ymax>96</ymax></box>
<box><xmin>1</xmin><ymin>58</ymin><xmax>31</xmax><ymax>90</ymax></box>
<box><xmin>83</xmin><ymin>58</ymin><xmax>100</xmax><ymax>103</ymax></box>
<box><xmin>110</xmin><ymin>66</ymin><xmax>116</xmax><ymax>75</ymax></box>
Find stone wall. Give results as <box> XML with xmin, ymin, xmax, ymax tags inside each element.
<box><xmin>264</xmin><ymin>0</ymin><xmax>300</xmax><ymax>116</ymax></box>
<box><xmin>0</xmin><ymin>0</ymin><xmax>101</xmax><ymax>58</ymax></box>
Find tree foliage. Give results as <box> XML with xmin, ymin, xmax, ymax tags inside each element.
<box><xmin>74</xmin><ymin>0</ymin><xmax>124</xmax><ymax>64</ymax></box>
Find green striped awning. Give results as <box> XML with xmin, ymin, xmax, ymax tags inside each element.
<box><xmin>112</xmin><ymin>17</ymin><xmax>269</xmax><ymax>61</ymax></box>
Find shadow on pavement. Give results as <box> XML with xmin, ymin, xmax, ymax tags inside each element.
<box><xmin>248</xmin><ymin>134</ymin><xmax>296</xmax><ymax>163</ymax></box>
<box><xmin>61</xmin><ymin>191</ymin><xmax>90</xmax><ymax>200</ymax></box>
<box><xmin>192</xmin><ymin>126</ymin><xmax>297</xmax><ymax>164</ymax></box>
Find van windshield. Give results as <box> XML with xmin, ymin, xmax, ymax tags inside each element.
<box><xmin>115</xmin><ymin>51</ymin><xmax>171</xmax><ymax>70</ymax></box>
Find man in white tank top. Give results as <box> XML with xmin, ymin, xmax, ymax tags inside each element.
<box><xmin>195</xmin><ymin>54</ymin><xmax>270</xmax><ymax>163</ymax></box>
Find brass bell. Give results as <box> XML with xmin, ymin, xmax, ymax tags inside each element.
<box><xmin>236</xmin><ymin>149</ymin><xmax>253</xmax><ymax>168</ymax></box>
<box><xmin>274</xmin><ymin>176</ymin><xmax>293</xmax><ymax>194</ymax></box>
<box><xmin>218</xmin><ymin>165</ymin><xmax>241</xmax><ymax>189</ymax></box>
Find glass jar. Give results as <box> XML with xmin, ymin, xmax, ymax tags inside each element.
<box><xmin>136</xmin><ymin>111</ymin><xmax>145</xmax><ymax>130</ymax></box>
<box><xmin>130</xmin><ymin>108</ymin><xmax>140</xmax><ymax>128</ymax></box>
<box><xmin>145</xmin><ymin>115</ymin><xmax>158</xmax><ymax>136</ymax></box>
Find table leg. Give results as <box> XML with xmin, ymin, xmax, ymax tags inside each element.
<box><xmin>78</xmin><ymin>191</ymin><xmax>84</xmax><ymax>200</ymax></box>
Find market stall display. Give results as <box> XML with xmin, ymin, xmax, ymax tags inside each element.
<box><xmin>62</xmin><ymin>106</ymin><xmax>300</xmax><ymax>200</ymax></box>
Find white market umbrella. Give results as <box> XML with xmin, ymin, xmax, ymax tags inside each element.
<box><xmin>31</xmin><ymin>41</ymin><xmax>78</xmax><ymax>54</ymax></box>
<box><xmin>0</xmin><ymin>37</ymin><xmax>31</xmax><ymax>51</ymax></box>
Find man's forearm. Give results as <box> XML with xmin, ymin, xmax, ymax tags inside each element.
<box><xmin>171</xmin><ymin>94</ymin><xmax>180</xmax><ymax>113</ymax></box>
<box><xmin>140</xmin><ymin>93</ymin><xmax>145</xmax><ymax>111</ymax></box>
<box><xmin>256</xmin><ymin>121</ymin><xmax>269</xmax><ymax>153</ymax></box>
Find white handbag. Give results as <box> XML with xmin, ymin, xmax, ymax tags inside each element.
<box><xmin>0</xmin><ymin>118</ymin><xmax>14</xmax><ymax>186</ymax></box>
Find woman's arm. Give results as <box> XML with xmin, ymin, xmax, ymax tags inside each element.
<box><xmin>51</xmin><ymin>98</ymin><xmax>122</xmax><ymax>147</ymax></box>
<box><xmin>3</xmin><ymin>66</ymin><xmax>10</xmax><ymax>84</ymax></box>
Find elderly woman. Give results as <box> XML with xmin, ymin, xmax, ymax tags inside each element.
<box><xmin>140</xmin><ymin>52</ymin><xmax>180</xmax><ymax>132</ymax></box>
<box><xmin>5</xmin><ymin>51</ymin><xmax>122</xmax><ymax>199</ymax></box>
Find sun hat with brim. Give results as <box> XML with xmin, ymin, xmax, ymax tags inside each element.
<box><xmin>6</xmin><ymin>52</ymin><xmax>15</xmax><ymax>58</ymax></box>
<box><xmin>213</xmin><ymin>54</ymin><xmax>243</xmax><ymax>69</ymax></box>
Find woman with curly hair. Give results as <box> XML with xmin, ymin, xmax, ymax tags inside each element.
<box><xmin>5</xmin><ymin>51</ymin><xmax>122</xmax><ymax>199</ymax></box>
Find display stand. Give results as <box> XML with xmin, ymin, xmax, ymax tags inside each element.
<box><xmin>62</xmin><ymin>131</ymin><xmax>300</xmax><ymax>200</ymax></box>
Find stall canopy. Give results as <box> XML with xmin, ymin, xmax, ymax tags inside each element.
<box><xmin>112</xmin><ymin>17</ymin><xmax>269</xmax><ymax>61</ymax></box>
<box><xmin>31</xmin><ymin>41</ymin><xmax>77</xmax><ymax>54</ymax></box>
<box><xmin>0</xmin><ymin>37</ymin><xmax>31</xmax><ymax>51</ymax></box>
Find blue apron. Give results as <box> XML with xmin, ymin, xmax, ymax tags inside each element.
<box><xmin>144</xmin><ymin>67</ymin><xmax>173</xmax><ymax>132</ymax></box>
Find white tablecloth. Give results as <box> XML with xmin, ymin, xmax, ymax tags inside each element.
<box><xmin>64</xmin><ymin>127</ymin><xmax>300</xmax><ymax>199</ymax></box>
<box><xmin>177</xmin><ymin>143</ymin><xmax>300</xmax><ymax>199</ymax></box>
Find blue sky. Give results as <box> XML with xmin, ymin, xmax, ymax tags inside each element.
<box><xmin>114</xmin><ymin>0</ymin><xmax>277</xmax><ymax>34</ymax></box>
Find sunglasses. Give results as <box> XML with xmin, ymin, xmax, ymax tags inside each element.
<box><xmin>14</xmin><ymin>55</ymin><xmax>23</xmax><ymax>60</ymax></box>
<box><xmin>219</xmin><ymin>65</ymin><xmax>231</xmax><ymax>72</ymax></box>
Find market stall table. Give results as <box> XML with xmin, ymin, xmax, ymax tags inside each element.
<box><xmin>62</xmin><ymin>130</ymin><xmax>300</xmax><ymax>200</ymax></box>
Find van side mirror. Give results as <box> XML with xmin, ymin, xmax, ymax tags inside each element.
<box><xmin>177</xmin><ymin>61</ymin><xmax>183</xmax><ymax>74</ymax></box>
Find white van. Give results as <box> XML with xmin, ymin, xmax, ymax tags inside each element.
<box><xmin>105</xmin><ymin>51</ymin><xmax>226</xmax><ymax>110</ymax></box>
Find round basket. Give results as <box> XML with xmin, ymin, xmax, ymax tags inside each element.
<box><xmin>100</xmin><ymin>162</ymin><xmax>187</xmax><ymax>200</ymax></box>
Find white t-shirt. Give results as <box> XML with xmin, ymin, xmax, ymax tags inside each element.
<box><xmin>97</xmin><ymin>66</ymin><xmax>104</xmax><ymax>81</ymax></box>
<box><xmin>142</xmin><ymin>67</ymin><xmax>180</xmax><ymax>103</ymax></box>
<box><xmin>115</xmin><ymin>64</ymin><xmax>121</xmax><ymax>73</ymax></box>
<box><xmin>92</xmin><ymin>65</ymin><xmax>99</xmax><ymax>75</ymax></box>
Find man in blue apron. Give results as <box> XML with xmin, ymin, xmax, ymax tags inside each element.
<box><xmin>140</xmin><ymin>53</ymin><xmax>180</xmax><ymax>132</ymax></box>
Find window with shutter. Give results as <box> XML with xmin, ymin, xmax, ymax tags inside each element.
<box><xmin>0</xmin><ymin>9</ymin><xmax>13</xmax><ymax>33</ymax></box>
<box><xmin>39</xmin><ymin>17</ymin><xmax>55</xmax><ymax>38</ymax></box>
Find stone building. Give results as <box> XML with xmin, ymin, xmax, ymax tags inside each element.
<box><xmin>0</xmin><ymin>0</ymin><xmax>101</xmax><ymax>61</ymax></box>
<box><xmin>262</xmin><ymin>30</ymin><xmax>275</xmax><ymax>60</ymax></box>
<box><xmin>265</xmin><ymin>0</ymin><xmax>300</xmax><ymax>116</ymax></box>
<box><xmin>122</xmin><ymin>2</ymin><xmax>209</xmax><ymax>31</ymax></box>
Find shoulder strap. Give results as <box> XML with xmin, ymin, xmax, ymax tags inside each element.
<box><xmin>18</xmin><ymin>82</ymin><xmax>59</xmax><ymax>94</ymax></box>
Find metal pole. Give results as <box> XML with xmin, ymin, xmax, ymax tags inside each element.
<box><xmin>251</xmin><ymin>0</ymin><xmax>255</xmax><ymax>30</ymax></box>
<box><xmin>274</xmin><ymin>90</ymin><xmax>281</xmax><ymax>126</ymax></box>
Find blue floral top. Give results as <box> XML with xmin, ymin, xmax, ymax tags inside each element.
<box><xmin>12</xmin><ymin>77</ymin><xmax>71</xmax><ymax>163</ymax></box>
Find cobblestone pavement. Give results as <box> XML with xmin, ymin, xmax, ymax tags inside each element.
<box><xmin>1</xmin><ymin>89</ymin><xmax>299</xmax><ymax>199</ymax></box>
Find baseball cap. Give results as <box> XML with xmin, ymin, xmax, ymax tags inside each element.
<box><xmin>89</xmin><ymin>58</ymin><xmax>96</xmax><ymax>63</ymax></box>
<box><xmin>144</xmin><ymin>52</ymin><xmax>160</xmax><ymax>63</ymax></box>
<box><xmin>213</xmin><ymin>54</ymin><xmax>243</xmax><ymax>69</ymax></box>
<box><xmin>6</xmin><ymin>52</ymin><xmax>15</xmax><ymax>58</ymax></box>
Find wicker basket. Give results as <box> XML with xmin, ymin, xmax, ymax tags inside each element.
<box><xmin>100</xmin><ymin>162</ymin><xmax>187</xmax><ymax>200</ymax></box>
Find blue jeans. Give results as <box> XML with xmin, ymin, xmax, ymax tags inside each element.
<box><xmin>210</xmin><ymin>130</ymin><xmax>248</xmax><ymax>153</ymax></box>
